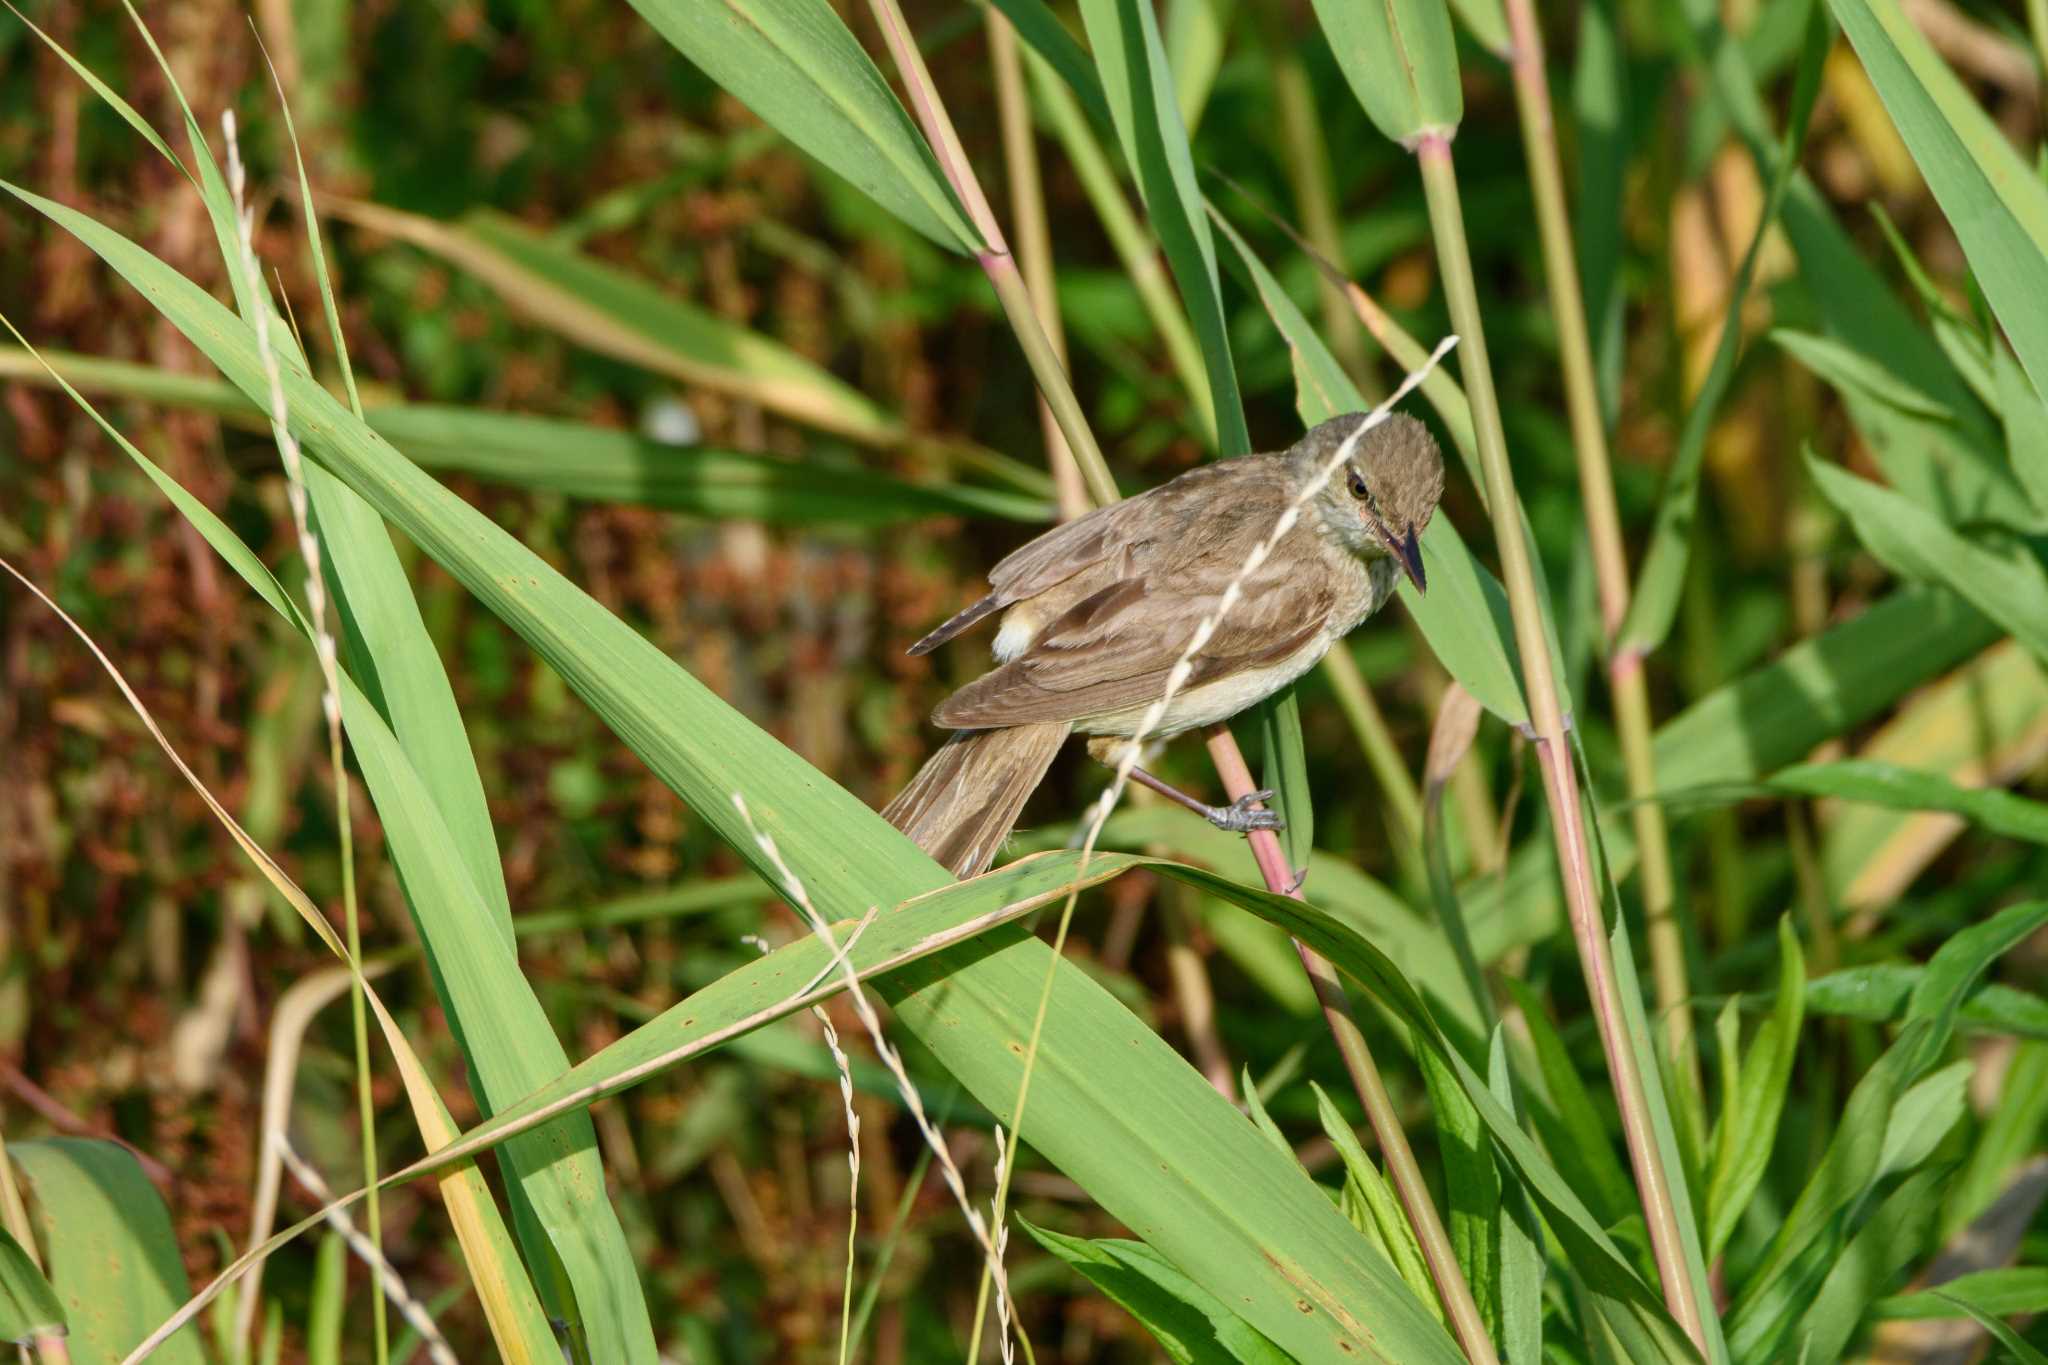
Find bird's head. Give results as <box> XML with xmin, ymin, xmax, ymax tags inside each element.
<box><xmin>1291</xmin><ymin>411</ymin><xmax>1445</xmax><ymax>593</ymax></box>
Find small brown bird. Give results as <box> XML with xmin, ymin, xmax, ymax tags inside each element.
<box><xmin>884</xmin><ymin>410</ymin><xmax>1445</xmax><ymax>877</ymax></box>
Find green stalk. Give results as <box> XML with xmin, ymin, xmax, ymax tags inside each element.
<box><xmin>988</xmin><ymin>10</ymin><xmax>1090</xmax><ymax>521</ymax></box>
<box><xmin>1206</xmin><ymin>728</ymin><xmax>1498</xmax><ymax>1365</ymax></box>
<box><xmin>867</xmin><ymin>0</ymin><xmax>1120</xmax><ymax>508</ymax></box>
<box><xmin>1026</xmin><ymin>53</ymin><xmax>1218</xmax><ymax>449</ymax></box>
<box><xmin>1415</xmin><ymin>133</ymin><xmax>1708</xmax><ymax>1353</ymax></box>
<box><xmin>1500</xmin><ymin>0</ymin><xmax>1696</xmax><ymax>1095</ymax></box>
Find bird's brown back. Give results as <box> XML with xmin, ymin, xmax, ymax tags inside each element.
<box><xmin>927</xmin><ymin>453</ymin><xmax>1364</xmax><ymax>729</ymax></box>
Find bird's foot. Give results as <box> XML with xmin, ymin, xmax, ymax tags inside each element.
<box><xmin>1203</xmin><ymin>790</ymin><xmax>1285</xmax><ymax>835</ymax></box>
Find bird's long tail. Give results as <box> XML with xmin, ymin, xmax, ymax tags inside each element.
<box><xmin>882</xmin><ymin>722</ymin><xmax>1070</xmax><ymax>878</ymax></box>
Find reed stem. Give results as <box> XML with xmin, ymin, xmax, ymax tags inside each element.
<box><xmin>1026</xmin><ymin>51</ymin><xmax>1218</xmax><ymax>449</ymax></box>
<box><xmin>1501</xmin><ymin>0</ymin><xmax>1697</xmax><ymax>1102</ymax></box>
<box><xmin>987</xmin><ymin>10</ymin><xmax>1089</xmax><ymax>521</ymax></box>
<box><xmin>867</xmin><ymin>0</ymin><xmax>1120</xmax><ymax>507</ymax></box>
<box><xmin>1206</xmin><ymin>726</ymin><xmax>1499</xmax><ymax>1365</ymax></box>
<box><xmin>1415</xmin><ymin>132</ymin><xmax>1707</xmax><ymax>1353</ymax></box>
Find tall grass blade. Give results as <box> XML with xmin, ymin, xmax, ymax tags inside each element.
<box><xmin>1826</xmin><ymin>0</ymin><xmax>2048</xmax><ymax>405</ymax></box>
<box><xmin>1617</xmin><ymin>5</ymin><xmax>1824</xmax><ymax>656</ymax></box>
<box><xmin>325</xmin><ymin>201</ymin><xmax>910</xmax><ymax>447</ymax></box>
<box><xmin>1076</xmin><ymin>0</ymin><xmax>1250</xmax><ymax>454</ymax></box>
<box><xmin>1808</xmin><ymin>454</ymin><xmax>2048</xmax><ymax>664</ymax></box>
<box><xmin>619</xmin><ymin>0</ymin><xmax>979</xmax><ymax>251</ymax></box>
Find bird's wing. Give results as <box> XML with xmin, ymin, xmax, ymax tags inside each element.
<box><xmin>931</xmin><ymin>538</ymin><xmax>1336</xmax><ymax>728</ymax></box>
<box><xmin>909</xmin><ymin>459</ymin><xmax>1270</xmax><ymax>657</ymax></box>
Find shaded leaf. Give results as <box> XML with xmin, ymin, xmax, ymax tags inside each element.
<box><xmin>1021</xmin><ymin>1219</ymin><xmax>1294</xmax><ymax>1365</ymax></box>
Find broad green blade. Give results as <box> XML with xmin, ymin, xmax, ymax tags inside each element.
<box><xmin>1947</xmin><ymin>1042</ymin><xmax>2048</xmax><ymax>1233</ymax></box>
<box><xmin>10</xmin><ymin>1139</ymin><xmax>203</xmax><ymax>1364</ymax></box>
<box><xmin>1775</xmin><ymin>328</ymin><xmax>2036</xmax><ymax>531</ymax></box>
<box><xmin>81</xmin><ymin>18</ymin><xmax>651</xmax><ymax>1331</ymax></box>
<box><xmin>198</xmin><ymin>150</ymin><xmax>650</xmax><ymax>1352</ymax></box>
<box><xmin>1808</xmin><ymin>454</ymin><xmax>2048</xmax><ymax>665</ymax></box>
<box><xmin>1705</xmin><ymin>918</ymin><xmax>1803</xmax><ymax>1263</ymax></box>
<box><xmin>1307</xmin><ymin>0</ymin><xmax>1462</xmax><ymax>143</ymax></box>
<box><xmin>1790</xmin><ymin>1165</ymin><xmax>1949</xmax><ymax>1365</ymax></box>
<box><xmin>1163</xmin><ymin>0</ymin><xmax>1230</xmax><ymax>134</ymax></box>
<box><xmin>1487</xmin><ymin>1033</ymin><xmax>1546</xmax><ymax>1365</ymax></box>
<box><xmin>1771</xmin><ymin>758</ymin><xmax>2048</xmax><ymax>844</ymax></box>
<box><xmin>1076</xmin><ymin>0</ymin><xmax>1250</xmax><ymax>455</ymax></box>
<box><xmin>1827</xmin><ymin>0</ymin><xmax>2048</xmax><ymax>407</ymax></box>
<box><xmin>1993</xmin><ymin>339</ymin><xmax>2048</xmax><ymax>518</ymax></box>
<box><xmin>617</xmin><ymin>0</ymin><xmax>979</xmax><ymax>252</ymax></box>
<box><xmin>1601</xmin><ymin>902</ymin><xmax>1729</xmax><ymax>1363</ymax></box>
<box><xmin>20</xmin><ymin>180</ymin><xmax>1466</xmax><ymax>1365</ymax></box>
<box><xmin>1313</xmin><ymin>1085</ymin><xmax>1443</xmax><ymax>1321</ymax></box>
<box><xmin>1875</xmin><ymin>1267</ymin><xmax>2048</xmax><ymax>1321</ymax></box>
<box><xmin>1414</xmin><ymin>1044</ymin><xmax>1501</xmax><ymax>1340</ymax></box>
<box><xmin>1499</xmin><ymin>978</ymin><xmax>1636</xmax><ymax>1230</ymax></box>
<box><xmin>1904</xmin><ymin>901</ymin><xmax>2048</xmax><ymax>1072</ymax></box>
<box><xmin>990</xmin><ymin>0</ymin><xmax>1116</xmax><ymax>129</ymax></box>
<box><xmin>1723</xmin><ymin>1030</ymin><xmax>1925</xmax><ymax>1357</ymax></box>
<box><xmin>329</xmin><ymin>201</ymin><xmax>908</xmax><ymax>446</ymax></box>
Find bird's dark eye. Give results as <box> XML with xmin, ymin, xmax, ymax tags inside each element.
<box><xmin>1347</xmin><ymin>470</ymin><xmax>1372</xmax><ymax>503</ymax></box>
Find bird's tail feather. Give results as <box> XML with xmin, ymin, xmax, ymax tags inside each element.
<box><xmin>882</xmin><ymin>723</ymin><xmax>1070</xmax><ymax>878</ymax></box>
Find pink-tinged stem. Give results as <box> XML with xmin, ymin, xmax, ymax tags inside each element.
<box><xmin>1206</xmin><ymin>725</ymin><xmax>1499</xmax><ymax>1365</ymax></box>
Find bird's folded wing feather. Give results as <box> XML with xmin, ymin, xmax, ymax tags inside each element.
<box><xmin>932</xmin><ymin>546</ymin><xmax>1334</xmax><ymax>727</ymax></box>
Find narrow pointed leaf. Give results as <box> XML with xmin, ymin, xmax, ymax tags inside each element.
<box><xmin>330</xmin><ymin>201</ymin><xmax>909</xmax><ymax>445</ymax></box>
<box><xmin>1826</xmin><ymin>0</ymin><xmax>2048</xmax><ymax>406</ymax></box>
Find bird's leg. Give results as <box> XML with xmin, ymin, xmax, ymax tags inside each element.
<box><xmin>1127</xmin><ymin>766</ymin><xmax>1286</xmax><ymax>834</ymax></box>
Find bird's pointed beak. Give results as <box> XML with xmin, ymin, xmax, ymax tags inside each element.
<box><xmin>1396</xmin><ymin>526</ymin><xmax>1426</xmax><ymax>594</ymax></box>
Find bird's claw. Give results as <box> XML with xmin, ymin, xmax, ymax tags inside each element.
<box><xmin>1205</xmin><ymin>790</ymin><xmax>1285</xmax><ymax>835</ymax></box>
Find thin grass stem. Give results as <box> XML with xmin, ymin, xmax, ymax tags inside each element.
<box><xmin>1501</xmin><ymin>0</ymin><xmax>1697</xmax><ymax>1100</ymax></box>
<box><xmin>1414</xmin><ymin>131</ymin><xmax>1708</xmax><ymax>1353</ymax></box>
<box><xmin>223</xmin><ymin>109</ymin><xmax>387</xmax><ymax>1365</ymax></box>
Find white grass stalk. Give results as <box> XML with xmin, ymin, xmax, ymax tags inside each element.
<box><xmin>222</xmin><ymin>109</ymin><xmax>387</xmax><ymax>1364</ymax></box>
<box><xmin>278</xmin><ymin>1139</ymin><xmax>458</xmax><ymax>1365</ymax></box>
<box><xmin>732</xmin><ymin>795</ymin><xmax>1024</xmax><ymax>1361</ymax></box>
<box><xmin>745</xmin><ymin>931</ymin><xmax>864</xmax><ymax>1365</ymax></box>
